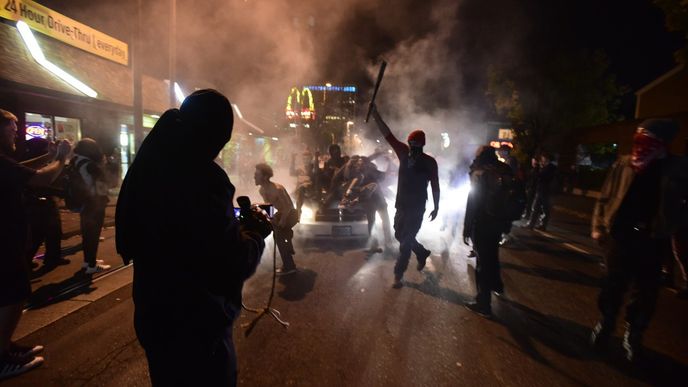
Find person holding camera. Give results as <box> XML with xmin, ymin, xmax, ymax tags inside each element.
<box><xmin>254</xmin><ymin>163</ymin><xmax>299</xmax><ymax>275</ymax></box>
<box><xmin>116</xmin><ymin>90</ymin><xmax>269</xmax><ymax>386</ymax></box>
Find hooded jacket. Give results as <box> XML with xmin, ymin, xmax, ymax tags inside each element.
<box><xmin>592</xmin><ymin>154</ymin><xmax>688</xmax><ymax>239</ymax></box>
<box><xmin>115</xmin><ymin>90</ymin><xmax>265</xmax><ymax>351</ymax></box>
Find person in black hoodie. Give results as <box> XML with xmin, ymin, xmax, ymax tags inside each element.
<box><xmin>116</xmin><ymin>89</ymin><xmax>267</xmax><ymax>386</ymax></box>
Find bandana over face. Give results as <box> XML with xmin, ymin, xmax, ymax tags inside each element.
<box><xmin>631</xmin><ymin>129</ymin><xmax>666</xmax><ymax>173</ymax></box>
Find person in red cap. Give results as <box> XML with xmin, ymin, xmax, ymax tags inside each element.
<box><xmin>370</xmin><ymin>104</ymin><xmax>439</xmax><ymax>288</ymax></box>
<box><xmin>590</xmin><ymin>118</ymin><xmax>688</xmax><ymax>362</ymax></box>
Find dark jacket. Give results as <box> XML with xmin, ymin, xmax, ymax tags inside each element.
<box><xmin>464</xmin><ymin>160</ymin><xmax>514</xmax><ymax>235</ymax></box>
<box><xmin>116</xmin><ymin>107</ymin><xmax>265</xmax><ymax>351</ymax></box>
<box><xmin>592</xmin><ymin>155</ymin><xmax>688</xmax><ymax>239</ymax></box>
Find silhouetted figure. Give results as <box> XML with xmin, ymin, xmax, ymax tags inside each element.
<box><xmin>590</xmin><ymin>119</ymin><xmax>688</xmax><ymax>362</ymax></box>
<box><xmin>370</xmin><ymin>104</ymin><xmax>439</xmax><ymax>288</ymax></box>
<box><xmin>525</xmin><ymin>152</ymin><xmax>556</xmax><ymax>230</ymax></box>
<box><xmin>21</xmin><ymin>138</ymin><xmax>66</xmax><ymax>269</ymax></box>
<box><xmin>254</xmin><ymin>163</ymin><xmax>298</xmax><ymax>275</ymax></box>
<box><xmin>1</xmin><ymin>108</ymin><xmax>72</xmax><ymax>379</ymax></box>
<box><xmin>462</xmin><ymin>146</ymin><xmax>513</xmax><ymax>317</ymax></box>
<box><xmin>116</xmin><ymin>90</ymin><xmax>267</xmax><ymax>386</ymax></box>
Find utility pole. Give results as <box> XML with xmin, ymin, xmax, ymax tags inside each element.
<box><xmin>132</xmin><ymin>0</ymin><xmax>143</xmax><ymax>155</ymax></box>
<box><xmin>169</xmin><ymin>0</ymin><xmax>176</xmax><ymax>108</ymax></box>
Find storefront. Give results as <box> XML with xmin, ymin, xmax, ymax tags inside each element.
<box><xmin>0</xmin><ymin>0</ymin><xmax>168</xmax><ymax>167</ymax></box>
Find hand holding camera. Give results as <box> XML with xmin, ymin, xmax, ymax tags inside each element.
<box><xmin>236</xmin><ymin>196</ymin><xmax>273</xmax><ymax>239</ymax></box>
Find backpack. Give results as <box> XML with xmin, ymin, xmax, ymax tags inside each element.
<box><xmin>63</xmin><ymin>158</ymin><xmax>92</xmax><ymax>212</ymax></box>
<box><xmin>481</xmin><ymin>165</ymin><xmax>527</xmax><ymax>222</ymax></box>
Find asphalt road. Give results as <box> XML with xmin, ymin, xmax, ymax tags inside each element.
<box><xmin>5</xmin><ymin>208</ymin><xmax>688</xmax><ymax>386</ymax></box>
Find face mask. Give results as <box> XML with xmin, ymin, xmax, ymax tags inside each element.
<box><xmin>631</xmin><ymin>131</ymin><xmax>666</xmax><ymax>173</ymax></box>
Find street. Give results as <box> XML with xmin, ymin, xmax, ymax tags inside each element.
<box><xmin>4</xmin><ymin>200</ymin><xmax>687</xmax><ymax>387</ymax></box>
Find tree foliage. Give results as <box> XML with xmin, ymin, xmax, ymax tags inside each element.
<box><xmin>654</xmin><ymin>0</ymin><xmax>688</xmax><ymax>63</ymax></box>
<box><xmin>486</xmin><ymin>50</ymin><xmax>628</xmax><ymax>159</ymax></box>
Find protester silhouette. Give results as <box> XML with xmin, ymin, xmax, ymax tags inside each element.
<box><xmin>116</xmin><ymin>89</ymin><xmax>267</xmax><ymax>386</ymax></box>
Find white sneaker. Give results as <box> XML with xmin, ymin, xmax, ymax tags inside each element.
<box><xmin>85</xmin><ymin>263</ymin><xmax>111</xmax><ymax>274</ymax></box>
<box><xmin>81</xmin><ymin>260</ymin><xmax>105</xmax><ymax>269</ymax></box>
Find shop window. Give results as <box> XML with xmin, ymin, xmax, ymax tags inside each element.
<box><xmin>25</xmin><ymin>112</ymin><xmax>53</xmax><ymax>141</ymax></box>
<box><xmin>54</xmin><ymin>116</ymin><xmax>81</xmax><ymax>142</ymax></box>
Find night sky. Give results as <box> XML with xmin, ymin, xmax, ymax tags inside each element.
<box><xmin>40</xmin><ymin>0</ymin><xmax>683</xmax><ymax>119</ymax></box>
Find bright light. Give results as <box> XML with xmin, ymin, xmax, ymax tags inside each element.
<box><xmin>271</xmin><ymin>137</ymin><xmax>278</xmax><ymax>141</ymax></box>
<box><xmin>325</xmin><ymin>83</ymin><xmax>332</xmax><ymax>87</ymax></box>
<box><xmin>231</xmin><ymin>104</ymin><xmax>243</xmax><ymax>119</ymax></box>
<box><xmin>300</xmin><ymin>206</ymin><xmax>314</xmax><ymax>221</ymax></box>
<box><xmin>289</xmin><ymin>123</ymin><xmax>297</xmax><ymax>128</ymax></box>
<box><xmin>376</xmin><ymin>139</ymin><xmax>380</xmax><ymax>143</ymax></box>
<box><xmin>441</xmin><ymin>132</ymin><xmax>450</xmax><ymax>149</ymax></box>
<box><xmin>119</xmin><ymin>132</ymin><xmax>129</xmax><ymax>147</ymax></box>
<box><xmin>248</xmin><ymin>132</ymin><xmax>253</xmax><ymax>136</ymax></box>
<box><xmin>17</xmin><ymin>21</ymin><xmax>97</xmax><ymax>98</ymax></box>
<box><xmin>151</xmin><ymin>114</ymin><xmax>160</xmax><ymax>119</ymax></box>
<box><xmin>174</xmin><ymin>82</ymin><xmax>185</xmax><ymax>104</ymax></box>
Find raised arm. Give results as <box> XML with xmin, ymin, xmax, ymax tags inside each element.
<box><xmin>28</xmin><ymin>140</ymin><xmax>71</xmax><ymax>187</ymax></box>
<box><xmin>370</xmin><ymin>104</ymin><xmax>407</xmax><ymax>159</ymax></box>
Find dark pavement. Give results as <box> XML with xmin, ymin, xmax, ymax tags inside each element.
<box><xmin>5</xmin><ymin>195</ymin><xmax>688</xmax><ymax>386</ymax></box>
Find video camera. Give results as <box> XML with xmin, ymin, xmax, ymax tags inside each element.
<box><xmin>235</xmin><ymin>196</ymin><xmax>273</xmax><ymax>238</ymax></box>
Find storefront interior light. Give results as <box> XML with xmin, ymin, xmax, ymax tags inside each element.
<box><xmin>17</xmin><ymin>21</ymin><xmax>98</xmax><ymax>98</ymax></box>
<box><xmin>173</xmin><ymin>82</ymin><xmax>186</xmax><ymax>104</ymax></box>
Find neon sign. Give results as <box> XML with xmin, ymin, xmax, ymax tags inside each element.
<box><xmin>285</xmin><ymin>86</ymin><xmax>316</xmax><ymax>121</ymax></box>
<box><xmin>26</xmin><ymin>125</ymin><xmax>49</xmax><ymax>139</ymax></box>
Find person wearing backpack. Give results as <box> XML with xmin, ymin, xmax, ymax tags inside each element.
<box><xmin>72</xmin><ymin>139</ymin><xmax>111</xmax><ymax>274</ymax></box>
<box><xmin>462</xmin><ymin>145</ymin><xmax>516</xmax><ymax>317</ymax></box>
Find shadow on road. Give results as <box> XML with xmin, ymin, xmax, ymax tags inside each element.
<box><xmin>404</xmin><ymin>271</ymin><xmax>472</xmax><ymax>307</ymax></box>
<box><xmin>500</xmin><ymin>261</ymin><xmax>601</xmax><ymax>288</ymax></box>
<box><xmin>278</xmin><ymin>268</ymin><xmax>317</xmax><ymax>301</ymax></box>
<box><xmin>495</xmin><ymin>298</ymin><xmax>688</xmax><ymax>386</ymax></box>
<box><xmin>26</xmin><ymin>270</ymin><xmax>97</xmax><ymax>310</ymax></box>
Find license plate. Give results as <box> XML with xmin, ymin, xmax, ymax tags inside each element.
<box><xmin>332</xmin><ymin>225</ymin><xmax>352</xmax><ymax>236</ymax></box>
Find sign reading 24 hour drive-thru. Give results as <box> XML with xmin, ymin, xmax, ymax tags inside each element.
<box><xmin>1</xmin><ymin>0</ymin><xmax>128</xmax><ymax>65</ymax></box>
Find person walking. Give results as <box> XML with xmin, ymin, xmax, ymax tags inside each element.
<box><xmin>525</xmin><ymin>152</ymin><xmax>556</xmax><ymax>230</ymax></box>
<box><xmin>590</xmin><ymin>119</ymin><xmax>688</xmax><ymax>362</ymax></box>
<box><xmin>72</xmin><ymin>139</ymin><xmax>111</xmax><ymax>274</ymax></box>
<box><xmin>1</xmin><ymin>109</ymin><xmax>71</xmax><ymax>380</ymax></box>
<box><xmin>370</xmin><ymin>104</ymin><xmax>439</xmax><ymax>288</ymax></box>
<box><xmin>254</xmin><ymin>163</ymin><xmax>299</xmax><ymax>275</ymax></box>
<box><xmin>462</xmin><ymin>145</ymin><xmax>514</xmax><ymax>317</ymax></box>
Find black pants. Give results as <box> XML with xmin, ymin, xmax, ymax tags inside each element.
<box><xmin>274</xmin><ymin>226</ymin><xmax>296</xmax><ymax>270</ymax></box>
<box><xmin>597</xmin><ymin>236</ymin><xmax>668</xmax><ymax>332</ymax></box>
<box><xmin>528</xmin><ymin>191</ymin><xmax>551</xmax><ymax>227</ymax></box>
<box><xmin>80</xmin><ymin>198</ymin><xmax>106</xmax><ymax>266</ymax></box>
<box><xmin>142</xmin><ymin>327</ymin><xmax>237</xmax><ymax>387</ymax></box>
<box><xmin>365</xmin><ymin>192</ymin><xmax>392</xmax><ymax>245</ymax></box>
<box><xmin>393</xmin><ymin>207</ymin><xmax>426</xmax><ymax>279</ymax></box>
<box><xmin>25</xmin><ymin>197</ymin><xmax>62</xmax><ymax>263</ymax></box>
<box><xmin>471</xmin><ymin>222</ymin><xmax>503</xmax><ymax>307</ymax></box>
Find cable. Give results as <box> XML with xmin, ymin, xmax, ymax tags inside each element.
<box><xmin>241</xmin><ymin>234</ymin><xmax>290</xmax><ymax>336</ymax></box>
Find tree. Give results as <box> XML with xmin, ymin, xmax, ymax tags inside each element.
<box><xmin>655</xmin><ymin>0</ymin><xmax>688</xmax><ymax>64</ymax></box>
<box><xmin>486</xmin><ymin>50</ymin><xmax>628</xmax><ymax>160</ymax></box>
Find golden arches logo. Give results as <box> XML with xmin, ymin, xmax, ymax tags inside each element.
<box><xmin>285</xmin><ymin>86</ymin><xmax>316</xmax><ymax>121</ymax></box>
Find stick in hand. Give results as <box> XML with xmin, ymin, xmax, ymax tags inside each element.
<box><xmin>365</xmin><ymin>60</ymin><xmax>387</xmax><ymax>123</ymax></box>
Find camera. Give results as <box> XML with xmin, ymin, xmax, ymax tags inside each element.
<box><xmin>235</xmin><ymin>196</ymin><xmax>273</xmax><ymax>238</ymax></box>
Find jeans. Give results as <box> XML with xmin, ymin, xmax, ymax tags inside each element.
<box><xmin>471</xmin><ymin>221</ymin><xmax>503</xmax><ymax>307</ymax></box>
<box><xmin>597</xmin><ymin>236</ymin><xmax>669</xmax><ymax>331</ymax></box>
<box><xmin>393</xmin><ymin>207</ymin><xmax>427</xmax><ymax>279</ymax></box>
<box><xmin>80</xmin><ymin>197</ymin><xmax>106</xmax><ymax>267</ymax></box>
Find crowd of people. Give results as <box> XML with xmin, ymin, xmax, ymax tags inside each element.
<box><xmin>2</xmin><ymin>88</ymin><xmax>687</xmax><ymax>385</ymax></box>
<box><xmin>0</xmin><ymin>109</ymin><xmax>114</xmax><ymax>379</ymax></box>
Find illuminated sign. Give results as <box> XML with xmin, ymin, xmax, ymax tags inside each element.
<box><xmin>303</xmin><ymin>85</ymin><xmax>356</xmax><ymax>92</ymax></box>
<box><xmin>26</xmin><ymin>124</ymin><xmax>49</xmax><ymax>139</ymax></box>
<box><xmin>285</xmin><ymin>86</ymin><xmax>316</xmax><ymax>121</ymax></box>
<box><xmin>1</xmin><ymin>0</ymin><xmax>128</xmax><ymax>65</ymax></box>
